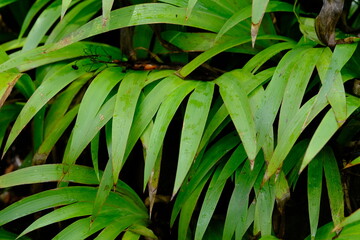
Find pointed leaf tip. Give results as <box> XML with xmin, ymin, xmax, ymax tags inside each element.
<box><xmin>251</xmin><ymin>23</ymin><xmax>260</xmax><ymax>48</ymax></box>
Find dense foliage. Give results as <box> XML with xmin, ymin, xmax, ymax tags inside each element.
<box><xmin>0</xmin><ymin>0</ymin><xmax>360</xmax><ymax>239</ymax></box>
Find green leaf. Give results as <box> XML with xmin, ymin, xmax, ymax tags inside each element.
<box><xmin>171</xmin><ymin>132</ymin><xmax>240</xmax><ymax>226</ymax></box>
<box><xmin>33</xmin><ymin>105</ymin><xmax>79</xmax><ymax>165</ymax></box>
<box><xmin>122</xmin><ymin>231</ymin><xmax>141</xmax><ymax>240</ymax></box>
<box><xmin>243</xmin><ymin>41</ymin><xmax>296</xmax><ymax>73</ymax></box>
<box><xmin>3</xmin><ymin>59</ymin><xmax>103</xmax><ymax>157</ymax></box>
<box><xmin>91</xmin><ymin>131</ymin><xmax>101</xmax><ymax>181</ymax></box>
<box><xmin>102</xmin><ymin>0</ymin><xmax>114</xmax><ymax>27</ymax></box>
<box><xmin>275</xmin><ymin>171</ymin><xmax>290</xmax><ymax>215</ymax></box>
<box><xmin>337</xmin><ymin>208</ymin><xmax>360</xmax><ymax>230</ymax></box>
<box><xmin>23</xmin><ymin>0</ymin><xmax>62</xmax><ymax>51</ymax></box>
<box><xmin>216</xmin><ymin>1</ymin><xmax>293</xmax><ymax>42</ymax></box>
<box><xmin>143</xmin><ymin>122</ymin><xmax>162</xmax><ymax>216</ymax></box>
<box><xmin>144</xmin><ymin>81</ymin><xmax>197</xmax><ymax>187</ymax></box>
<box><xmin>43</xmin><ymin>72</ymin><xmax>89</xmax><ymax>134</ymax></box>
<box><xmin>252</xmin><ymin>0</ymin><xmax>269</xmax><ymax>24</ymax></box>
<box><xmin>161</xmin><ymin>31</ymin><xmax>258</xmax><ymax>54</ymax></box>
<box><xmin>53</xmin><ymin>215</ymin><xmax>117</xmax><ymax>240</ymax></box>
<box><xmin>62</xmin><ymin>95</ymin><xmax>116</xmax><ymax>174</ymax></box>
<box><xmin>251</xmin><ymin>0</ymin><xmax>269</xmax><ymax>46</ymax></box>
<box><xmin>179</xmin><ymin>35</ymin><xmax>291</xmax><ymax>78</ymax></box>
<box><xmin>15</xmin><ymin>74</ymin><xmax>36</xmax><ymax>99</ymax></box>
<box><xmin>42</xmin><ymin>72</ymin><xmax>89</xmax><ymax>135</ymax></box>
<box><xmin>323</xmin><ymin>147</ymin><xmax>344</xmax><ymax>227</ymax></box>
<box><xmin>345</xmin><ymin>156</ymin><xmax>360</xmax><ymax>169</ymax></box>
<box><xmin>19</xmin><ymin>202</ymin><xmax>94</xmax><ymax>238</ymax></box>
<box><xmin>61</xmin><ymin>0</ymin><xmax>72</xmax><ymax>19</ymax></box>
<box><xmin>307</xmin><ymin>43</ymin><xmax>357</xmax><ymax>126</ymax></box>
<box><xmin>196</xmin><ymin>146</ymin><xmax>247</xmax><ymax>240</ymax></box>
<box><xmin>236</xmin><ymin>201</ymin><xmax>256</xmax><ymax>239</ymax></box>
<box><xmin>278</xmin><ymin>48</ymin><xmax>323</xmax><ymax>140</ymax></box>
<box><xmin>308</xmin><ymin>154</ymin><xmax>323</xmax><ymax>239</ymax></box>
<box><xmin>178</xmin><ymin>173</ymin><xmax>210</xmax><ymax>240</ymax></box>
<box><xmin>112</xmin><ymin>71</ymin><xmax>147</xmax><ymax>183</ymax></box>
<box><xmin>222</xmin><ymin>150</ymin><xmax>265</xmax><ymax>240</ymax></box>
<box><xmin>304</xmin><ymin>222</ymin><xmax>335</xmax><ymax>240</ymax></box>
<box><xmin>94</xmin><ymin>217</ymin><xmax>137</xmax><ymax>240</ymax></box>
<box><xmin>0</xmin><ymin>187</ymin><xmax>96</xmax><ymax>226</ymax></box>
<box><xmin>0</xmin><ymin>164</ymin><xmax>99</xmax><ymax>188</ymax></box>
<box><xmin>128</xmin><ymin>225</ymin><xmax>158</xmax><ymax>240</ymax></box>
<box><xmin>217</xmin><ymin>144</ymin><xmax>247</xmax><ymax>183</ymax></box>
<box><xmin>92</xmin><ymin>160</ymin><xmax>114</xmax><ymax>221</ymax></box>
<box><xmin>259</xmin><ymin>236</ymin><xmax>280</xmax><ymax>240</ymax></box>
<box><xmin>125</xmin><ymin>74</ymin><xmax>184</xmax><ymax>161</ymax></box>
<box><xmin>18</xmin><ymin>0</ymin><xmax>51</xmax><ymax>39</ymax></box>
<box><xmin>301</xmin><ymin>95</ymin><xmax>360</xmax><ymax>172</ymax></box>
<box><xmin>216</xmin><ymin>70</ymin><xmax>257</xmax><ymax>162</ymax></box>
<box><xmin>185</xmin><ymin>0</ymin><xmax>197</xmax><ymax>20</ymax></box>
<box><xmin>254</xmin><ymin>176</ymin><xmax>276</xmax><ymax>236</ymax></box>
<box><xmin>336</xmin><ymin>221</ymin><xmax>360</xmax><ymax>240</ymax></box>
<box><xmin>47</xmin><ymin>3</ymin><xmax>228</xmax><ymax>52</ymax></box>
<box><xmin>264</xmin><ymin>96</ymin><xmax>316</xmax><ymax>181</ymax></box>
<box><xmin>63</xmin><ymin>68</ymin><xmax>124</xmax><ymax>174</ymax></box>
<box><xmin>255</xmin><ymin>44</ymin><xmax>314</xmax><ymax>156</ymax></box>
<box><xmin>197</xmin><ymin>103</ymin><xmax>229</xmax><ymax>153</ymax></box>
<box><xmin>195</xmin><ymin>164</ymin><xmax>226</xmax><ymax>240</ymax></box>
<box><xmin>315</xmin><ymin>48</ymin><xmax>346</xmax><ymax>126</ymax></box>
<box><xmin>173</xmin><ymin>82</ymin><xmax>214</xmax><ymax>196</ymax></box>
<box><xmin>282</xmin><ymin>140</ymin><xmax>309</xmax><ymax>185</ymax></box>
<box><xmin>0</xmin><ymin>72</ymin><xmax>22</xmax><ymax>107</ymax></box>
<box><xmin>0</xmin><ymin>42</ymin><xmax>120</xmax><ymax>72</ymax></box>
<box><xmin>298</xmin><ymin>17</ymin><xmax>322</xmax><ymax>43</ymax></box>
<box><xmin>48</xmin><ymin>0</ymin><xmax>102</xmax><ymax>43</ymax></box>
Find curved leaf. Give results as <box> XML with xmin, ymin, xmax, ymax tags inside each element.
<box><xmin>308</xmin><ymin>153</ymin><xmax>323</xmax><ymax>239</ymax></box>
<box><xmin>22</xmin><ymin>0</ymin><xmax>62</xmax><ymax>51</ymax></box>
<box><xmin>18</xmin><ymin>0</ymin><xmax>51</xmax><ymax>39</ymax></box>
<box><xmin>307</xmin><ymin>43</ymin><xmax>357</xmax><ymax>126</ymax></box>
<box><xmin>323</xmin><ymin>147</ymin><xmax>344</xmax><ymax>227</ymax></box>
<box><xmin>243</xmin><ymin>41</ymin><xmax>296</xmax><ymax>73</ymax></box>
<box><xmin>48</xmin><ymin>0</ymin><xmax>102</xmax><ymax>43</ymax></box>
<box><xmin>301</xmin><ymin>95</ymin><xmax>360</xmax><ymax>172</ymax></box>
<box><xmin>215</xmin><ymin>1</ymin><xmax>293</xmax><ymax>42</ymax></box>
<box><xmin>195</xmin><ymin>146</ymin><xmax>247</xmax><ymax>240</ymax></box>
<box><xmin>47</xmin><ymin>3</ymin><xmax>228</xmax><ymax>52</ymax></box>
<box><xmin>179</xmin><ymin>35</ymin><xmax>291</xmax><ymax>78</ymax></box>
<box><xmin>0</xmin><ymin>42</ymin><xmax>121</xmax><ymax>72</ymax></box>
<box><xmin>19</xmin><ymin>202</ymin><xmax>94</xmax><ymax>238</ymax></box>
<box><xmin>216</xmin><ymin>70</ymin><xmax>257</xmax><ymax>162</ymax></box>
<box><xmin>223</xmin><ymin>153</ymin><xmax>264</xmax><ymax>240</ymax></box>
<box><xmin>171</xmin><ymin>132</ymin><xmax>240</xmax><ymax>226</ymax></box>
<box><xmin>33</xmin><ymin>105</ymin><xmax>79</xmax><ymax>165</ymax></box>
<box><xmin>64</xmin><ymin>67</ymin><xmax>124</xmax><ymax>173</ymax></box>
<box><xmin>0</xmin><ymin>187</ymin><xmax>97</xmax><ymax>226</ymax></box>
<box><xmin>3</xmin><ymin>59</ymin><xmax>103</xmax><ymax>157</ymax></box>
<box><xmin>112</xmin><ymin>71</ymin><xmax>147</xmax><ymax>183</ymax></box>
<box><xmin>0</xmin><ymin>164</ymin><xmax>99</xmax><ymax>188</ymax></box>
<box><xmin>173</xmin><ymin>81</ymin><xmax>214</xmax><ymax>195</ymax></box>
<box><xmin>0</xmin><ymin>72</ymin><xmax>22</xmax><ymax>107</ymax></box>
<box><xmin>144</xmin><ymin>81</ymin><xmax>197</xmax><ymax>187</ymax></box>
<box><xmin>178</xmin><ymin>172</ymin><xmax>210</xmax><ymax>240</ymax></box>
<box><xmin>251</xmin><ymin>0</ymin><xmax>269</xmax><ymax>46</ymax></box>
<box><xmin>125</xmin><ymin>74</ymin><xmax>185</xmax><ymax>161</ymax></box>
<box><xmin>278</xmin><ymin>48</ymin><xmax>323</xmax><ymax>140</ymax></box>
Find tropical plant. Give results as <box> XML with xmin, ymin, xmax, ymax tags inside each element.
<box><xmin>0</xmin><ymin>0</ymin><xmax>360</xmax><ymax>239</ymax></box>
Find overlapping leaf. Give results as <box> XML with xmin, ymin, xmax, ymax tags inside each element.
<box><xmin>173</xmin><ymin>82</ymin><xmax>214</xmax><ymax>195</ymax></box>
<box><xmin>112</xmin><ymin>71</ymin><xmax>147</xmax><ymax>183</ymax></box>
